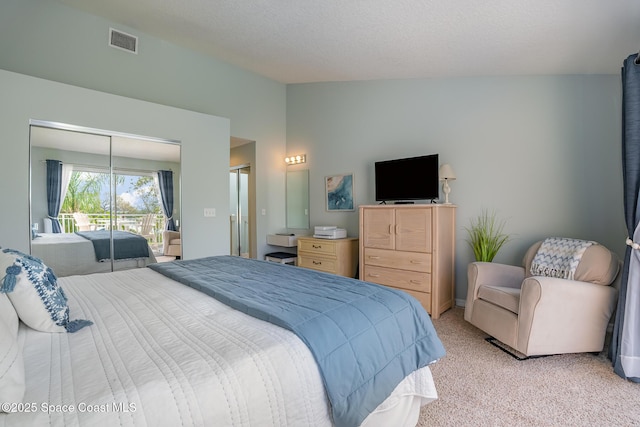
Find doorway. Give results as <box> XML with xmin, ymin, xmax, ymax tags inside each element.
<box><xmin>230</xmin><ymin>165</ymin><xmax>251</xmax><ymax>257</ymax></box>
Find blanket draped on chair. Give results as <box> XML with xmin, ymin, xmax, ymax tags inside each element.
<box><xmin>530</xmin><ymin>237</ymin><xmax>594</xmax><ymax>280</ymax></box>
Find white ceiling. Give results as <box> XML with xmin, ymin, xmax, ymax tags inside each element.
<box><xmin>31</xmin><ymin>126</ymin><xmax>181</xmax><ymax>163</ymax></box>
<box><xmin>58</xmin><ymin>0</ymin><xmax>640</xmax><ymax>84</ymax></box>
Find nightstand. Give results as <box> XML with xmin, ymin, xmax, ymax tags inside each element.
<box><xmin>296</xmin><ymin>236</ymin><xmax>358</xmax><ymax>278</ymax></box>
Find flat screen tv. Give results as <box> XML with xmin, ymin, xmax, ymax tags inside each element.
<box><xmin>375</xmin><ymin>154</ymin><xmax>439</xmax><ymax>202</ymax></box>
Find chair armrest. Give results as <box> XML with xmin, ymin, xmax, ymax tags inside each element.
<box><xmin>517</xmin><ymin>276</ymin><xmax>618</xmax><ymax>355</ymax></box>
<box><xmin>163</xmin><ymin>230</ymin><xmax>180</xmax><ymax>240</ymax></box>
<box><xmin>464</xmin><ymin>262</ymin><xmax>525</xmax><ymax>321</ymax></box>
<box><xmin>468</xmin><ymin>262</ymin><xmax>525</xmax><ymax>292</ymax></box>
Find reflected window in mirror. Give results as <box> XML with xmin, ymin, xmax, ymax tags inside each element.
<box><xmin>29</xmin><ymin>122</ymin><xmax>181</xmax><ymax>276</ymax></box>
<box><xmin>286</xmin><ymin>169</ymin><xmax>310</xmax><ymax>229</ymax></box>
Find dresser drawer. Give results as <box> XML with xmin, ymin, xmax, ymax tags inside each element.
<box><xmin>297</xmin><ymin>254</ymin><xmax>337</xmax><ymax>273</ymax></box>
<box><xmin>363</xmin><ymin>265</ymin><xmax>431</xmax><ymax>293</ymax></box>
<box><xmin>390</xmin><ymin>287</ymin><xmax>432</xmax><ymax>314</ymax></box>
<box><xmin>298</xmin><ymin>239</ymin><xmax>337</xmax><ymax>257</ymax></box>
<box><xmin>363</xmin><ymin>248</ymin><xmax>431</xmax><ymax>273</ymax></box>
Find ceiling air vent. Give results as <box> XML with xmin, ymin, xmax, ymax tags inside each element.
<box><xmin>109</xmin><ymin>28</ymin><xmax>138</xmax><ymax>54</ymax></box>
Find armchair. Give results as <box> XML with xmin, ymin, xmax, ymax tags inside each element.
<box><xmin>73</xmin><ymin>212</ymin><xmax>96</xmax><ymax>232</ymax></box>
<box><xmin>464</xmin><ymin>240</ymin><xmax>620</xmax><ymax>358</ymax></box>
<box><xmin>138</xmin><ymin>213</ymin><xmax>157</xmax><ymax>242</ymax></box>
<box><xmin>162</xmin><ymin>230</ymin><xmax>181</xmax><ymax>258</ymax></box>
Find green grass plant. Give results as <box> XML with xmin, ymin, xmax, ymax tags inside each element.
<box><xmin>465</xmin><ymin>209</ymin><xmax>511</xmax><ymax>262</ymax></box>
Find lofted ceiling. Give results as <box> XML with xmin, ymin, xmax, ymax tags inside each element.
<box><xmin>57</xmin><ymin>0</ymin><xmax>640</xmax><ymax>84</ymax></box>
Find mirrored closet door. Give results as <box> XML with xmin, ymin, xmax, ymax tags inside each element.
<box><xmin>230</xmin><ymin>165</ymin><xmax>250</xmax><ymax>257</ymax></box>
<box><xmin>29</xmin><ymin>122</ymin><xmax>181</xmax><ymax>277</ymax></box>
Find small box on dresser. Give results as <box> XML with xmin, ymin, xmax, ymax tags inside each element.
<box><xmin>359</xmin><ymin>204</ymin><xmax>456</xmax><ymax>319</ymax></box>
<box><xmin>297</xmin><ymin>236</ymin><xmax>359</xmax><ymax>278</ymax></box>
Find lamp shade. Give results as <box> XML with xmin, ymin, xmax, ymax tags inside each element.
<box><xmin>439</xmin><ymin>163</ymin><xmax>456</xmax><ymax>181</ymax></box>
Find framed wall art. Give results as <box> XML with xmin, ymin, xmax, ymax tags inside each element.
<box><xmin>325</xmin><ymin>173</ymin><xmax>354</xmax><ymax>211</ymax></box>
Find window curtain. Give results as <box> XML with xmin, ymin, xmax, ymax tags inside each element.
<box><xmin>46</xmin><ymin>160</ymin><xmax>62</xmax><ymax>233</ymax></box>
<box><xmin>610</xmin><ymin>53</ymin><xmax>640</xmax><ymax>382</ymax></box>
<box><xmin>157</xmin><ymin>170</ymin><xmax>176</xmax><ymax>231</ymax></box>
<box><xmin>60</xmin><ymin>164</ymin><xmax>73</xmax><ymax>211</ymax></box>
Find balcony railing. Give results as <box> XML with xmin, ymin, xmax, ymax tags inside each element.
<box><xmin>58</xmin><ymin>213</ymin><xmax>166</xmax><ymax>250</ymax></box>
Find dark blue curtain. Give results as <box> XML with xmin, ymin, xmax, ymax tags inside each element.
<box><xmin>157</xmin><ymin>170</ymin><xmax>176</xmax><ymax>231</ymax></box>
<box><xmin>610</xmin><ymin>53</ymin><xmax>640</xmax><ymax>382</ymax></box>
<box><xmin>46</xmin><ymin>159</ymin><xmax>63</xmax><ymax>233</ymax></box>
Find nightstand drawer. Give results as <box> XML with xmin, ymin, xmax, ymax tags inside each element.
<box><xmin>298</xmin><ymin>239</ymin><xmax>337</xmax><ymax>257</ymax></box>
<box><xmin>298</xmin><ymin>255</ymin><xmax>337</xmax><ymax>273</ymax></box>
<box><xmin>363</xmin><ymin>248</ymin><xmax>431</xmax><ymax>273</ymax></box>
<box><xmin>363</xmin><ymin>265</ymin><xmax>431</xmax><ymax>293</ymax></box>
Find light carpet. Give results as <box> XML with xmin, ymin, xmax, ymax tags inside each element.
<box><xmin>417</xmin><ymin>308</ymin><xmax>640</xmax><ymax>427</ymax></box>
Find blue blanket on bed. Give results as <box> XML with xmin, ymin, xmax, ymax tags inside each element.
<box><xmin>149</xmin><ymin>256</ymin><xmax>445</xmax><ymax>427</ymax></box>
<box><xmin>75</xmin><ymin>230</ymin><xmax>150</xmax><ymax>261</ymax></box>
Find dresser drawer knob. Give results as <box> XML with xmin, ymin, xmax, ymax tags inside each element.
<box><xmin>312</xmin><ymin>260</ymin><xmax>322</xmax><ymax>265</ymax></box>
<box><xmin>410</xmin><ymin>279</ymin><xmax>422</xmax><ymax>284</ymax></box>
<box><xmin>368</xmin><ymin>256</ymin><xmax>380</xmax><ymax>260</ymax></box>
<box><xmin>312</xmin><ymin>244</ymin><xmax>322</xmax><ymax>249</ymax></box>
<box><xmin>410</xmin><ymin>260</ymin><xmax>423</xmax><ymax>264</ymax></box>
<box><xmin>368</xmin><ymin>273</ymin><xmax>380</xmax><ymax>278</ymax></box>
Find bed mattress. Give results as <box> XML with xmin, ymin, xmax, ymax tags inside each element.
<box><xmin>0</xmin><ymin>268</ymin><xmax>437</xmax><ymax>427</ymax></box>
<box><xmin>31</xmin><ymin>233</ymin><xmax>156</xmax><ymax>277</ymax></box>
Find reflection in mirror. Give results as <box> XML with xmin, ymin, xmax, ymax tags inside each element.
<box><xmin>286</xmin><ymin>169</ymin><xmax>310</xmax><ymax>229</ymax></box>
<box><xmin>112</xmin><ymin>137</ymin><xmax>181</xmax><ymax>260</ymax></box>
<box><xmin>30</xmin><ymin>126</ymin><xmax>113</xmax><ymax>275</ymax></box>
<box><xmin>29</xmin><ymin>123</ymin><xmax>181</xmax><ymax>277</ymax></box>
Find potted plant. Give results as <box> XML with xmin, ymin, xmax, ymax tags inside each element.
<box><xmin>465</xmin><ymin>209</ymin><xmax>511</xmax><ymax>262</ymax></box>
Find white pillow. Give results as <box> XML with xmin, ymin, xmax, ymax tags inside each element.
<box><xmin>0</xmin><ymin>286</ymin><xmax>18</xmax><ymax>335</ymax></box>
<box><xmin>0</xmin><ymin>248</ymin><xmax>92</xmax><ymax>333</ymax></box>
<box><xmin>0</xmin><ymin>294</ymin><xmax>25</xmax><ymax>410</ymax></box>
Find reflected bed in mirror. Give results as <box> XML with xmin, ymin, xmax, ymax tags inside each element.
<box><xmin>286</xmin><ymin>169</ymin><xmax>310</xmax><ymax>230</ymax></box>
<box><xmin>31</xmin><ymin>232</ymin><xmax>157</xmax><ymax>277</ymax></box>
<box><xmin>29</xmin><ymin>122</ymin><xmax>181</xmax><ymax>276</ymax></box>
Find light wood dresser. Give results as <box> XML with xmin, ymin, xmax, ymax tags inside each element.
<box><xmin>297</xmin><ymin>236</ymin><xmax>359</xmax><ymax>278</ymax></box>
<box><xmin>359</xmin><ymin>204</ymin><xmax>456</xmax><ymax>319</ymax></box>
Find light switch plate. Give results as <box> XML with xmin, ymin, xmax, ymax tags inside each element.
<box><xmin>204</xmin><ymin>208</ymin><xmax>216</xmax><ymax>217</ymax></box>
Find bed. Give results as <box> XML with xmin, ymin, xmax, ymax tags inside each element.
<box><xmin>0</xmin><ymin>253</ymin><xmax>445</xmax><ymax>427</ymax></box>
<box><xmin>31</xmin><ymin>231</ymin><xmax>157</xmax><ymax>277</ymax></box>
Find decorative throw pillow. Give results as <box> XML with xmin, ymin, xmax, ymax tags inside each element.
<box><xmin>0</xmin><ymin>248</ymin><xmax>92</xmax><ymax>333</ymax></box>
<box><xmin>0</xmin><ymin>294</ymin><xmax>25</xmax><ymax>410</ymax></box>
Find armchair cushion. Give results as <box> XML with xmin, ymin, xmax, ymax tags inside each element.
<box><xmin>523</xmin><ymin>241</ymin><xmax>619</xmax><ymax>285</ymax></box>
<box><xmin>477</xmin><ymin>285</ymin><xmax>520</xmax><ymax>314</ymax></box>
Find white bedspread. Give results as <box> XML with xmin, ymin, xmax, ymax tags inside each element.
<box><xmin>31</xmin><ymin>233</ymin><xmax>156</xmax><ymax>277</ymax></box>
<box><xmin>1</xmin><ymin>268</ymin><xmax>437</xmax><ymax>427</ymax></box>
